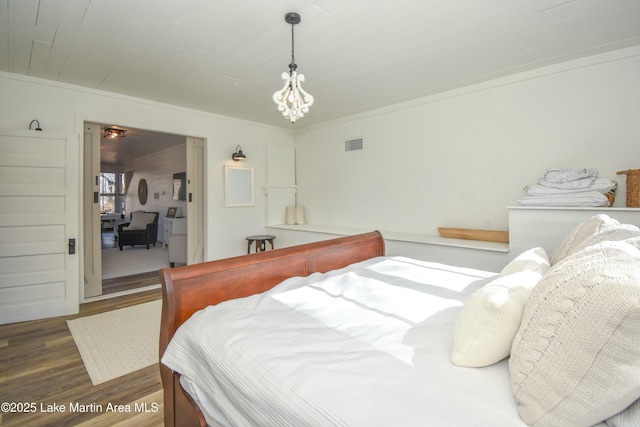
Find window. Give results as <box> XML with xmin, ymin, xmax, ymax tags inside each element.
<box><xmin>99</xmin><ymin>173</ymin><xmax>125</xmax><ymax>214</ymax></box>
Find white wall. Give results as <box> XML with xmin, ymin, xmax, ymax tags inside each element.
<box><xmin>292</xmin><ymin>46</ymin><xmax>640</xmax><ymax>268</ymax></box>
<box><xmin>0</xmin><ymin>72</ymin><xmax>294</xmax><ymax>263</ymax></box>
<box><xmin>2</xmin><ymin>44</ymin><xmax>639</xmax><ymax>276</ymax></box>
<box><xmin>123</xmin><ymin>144</ymin><xmax>187</xmax><ymax>241</ymax></box>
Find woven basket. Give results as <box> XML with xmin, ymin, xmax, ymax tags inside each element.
<box><xmin>617</xmin><ymin>169</ymin><xmax>640</xmax><ymax>207</ymax></box>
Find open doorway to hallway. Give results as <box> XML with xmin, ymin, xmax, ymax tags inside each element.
<box><xmin>100</xmin><ymin>228</ymin><xmax>166</xmax><ymax>295</ymax></box>
<box><xmin>83</xmin><ymin>122</ymin><xmax>204</xmax><ymax>299</ymax></box>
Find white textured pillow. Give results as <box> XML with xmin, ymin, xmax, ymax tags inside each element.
<box><xmin>451</xmin><ymin>247</ymin><xmax>549</xmax><ymax>367</ymax></box>
<box><xmin>500</xmin><ymin>247</ymin><xmax>550</xmax><ymax>276</ymax></box>
<box><xmin>126</xmin><ymin>211</ymin><xmax>155</xmax><ymax>230</ymax></box>
<box><xmin>570</xmin><ymin>223</ymin><xmax>640</xmax><ymax>254</ymax></box>
<box><xmin>549</xmin><ymin>214</ymin><xmax>620</xmax><ymax>264</ymax></box>
<box><xmin>510</xmin><ymin>241</ymin><xmax>640</xmax><ymax>426</ymax></box>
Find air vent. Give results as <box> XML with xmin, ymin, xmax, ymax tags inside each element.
<box><xmin>345</xmin><ymin>138</ymin><xmax>363</xmax><ymax>152</ymax></box>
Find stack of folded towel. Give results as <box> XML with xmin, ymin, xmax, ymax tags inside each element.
<box><xmin>518</xmin><ymin>168</ymin><xmax>617</xmax><ymax>207</ymax></box>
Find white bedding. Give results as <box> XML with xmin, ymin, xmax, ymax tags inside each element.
<box><xmin>162</xmin><ymin>256</ymin><xmax>530</xmax><ymax>426</ymax></box>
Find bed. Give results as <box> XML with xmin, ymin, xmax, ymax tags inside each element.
<box><xmin>159</xmin><ymin>219</ymin><xmax>640</xmax><ymax>427</ymax></box>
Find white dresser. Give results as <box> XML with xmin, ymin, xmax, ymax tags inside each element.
<box><xmin>162</xmin><ymin>217</ymin><xmax>187</xmax><ymax>247</ymax></box>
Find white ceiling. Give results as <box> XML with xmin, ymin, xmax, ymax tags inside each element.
<box><xmin>2</xmin><ymin>0</ymin><xmax>640</xmax><ymax>130</ymax></box>
<box><xmin>99</xmin><ymin>125</ymin><xmax>185</xmax><ymax>166</ymax></box>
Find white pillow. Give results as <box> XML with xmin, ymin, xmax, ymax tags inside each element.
<box><xmin>549</xmin><ymin>214</ymin><xmax>620</xmax><ymax>264</ymax></box>
<box><xmin>499</xmin><ymin>247</ymin><xmax>550</xmax><ymax>276</ymax></box>
<box><xmin>570</xmin><ymin>222</ymin><xmax>640</xmax><ymax>254</ymax></box>
<box><xmin>451</xmin><ymin>247</ymin><xmax>549</xmax><ymax>368</ymax></box>
<box><xmin>509</xmin><ymin>241</ymin><xmax>640</xmax><ymax>426</ymax></box>
<box><xmin>125</xmin><ymin>211</ymin><xmax>155</xmax><ymax>230</ymax></box>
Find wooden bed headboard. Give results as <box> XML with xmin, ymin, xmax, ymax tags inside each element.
<box><xmin>158</xmin><ymin>231</ymin><xmax>385</xmax><ymax>427</ymax></box>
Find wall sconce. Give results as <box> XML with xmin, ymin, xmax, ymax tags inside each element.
<box><xmin>104</xmin><ymin>128</ymin><xmax>126</xmax><ymax>140</ymax></box>
<box><xmin>232</xmin><ymin>145</ymin><xmax>246</xmax><ymax>161</ymax></box>
<box><xmin>29</xmin><ymin>120</ymin><xmax>42</xmax><ymax>131</ymax></box>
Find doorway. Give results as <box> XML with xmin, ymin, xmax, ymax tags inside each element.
<box><xmin>83</xmin><ymin>122</ymin><xmax>204</xmax><ymax>300</ymax></box>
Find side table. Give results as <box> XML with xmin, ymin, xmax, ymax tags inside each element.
<box><xmin>246</xmin><ymin>235</ymin><xmax>276</xmax><ymax>254</ymax></box>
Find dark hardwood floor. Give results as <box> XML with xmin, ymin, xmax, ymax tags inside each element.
<box><xmin>102</xmin><ymin>271</ymin><xmax>160</xmax><ymax>295</ymax></box>
<box><xmin>0</xmin><ymin>288</ymin><xmax>164</xmax><ymax>426</ymax></box>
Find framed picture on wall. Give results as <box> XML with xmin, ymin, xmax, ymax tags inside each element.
<box><xmin>224</xmin><ymin>165</ymin><xmax>254</xmax><ymax>207</ymax></box>
<box><xmin>166</xmin><ymin>207</ymin><xmax>177</xmax><ymax>218</ymax></box>
<box><xmin>173</xmin><ymin>172</ymin><xmax>186</xmax><ymax>201</ymax></box>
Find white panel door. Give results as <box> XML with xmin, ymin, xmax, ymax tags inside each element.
<box><xmin>0</xmin><ymin>129</ymin><xmax>79</xmax><ymax>324</ymax></box>
<box><xmin>186</xmin><ymin>137</ymin><xmax>204</xmax><ymax>264</ymax></box>
<box><xmin>82</xmin><ymin>123</ymin><xmax>101</xmax><ymax>298</ymax></box>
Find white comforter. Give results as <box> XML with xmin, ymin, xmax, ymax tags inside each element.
<box><xmin>162</xmin><ymin>256</ymin><xmax>528</xmax><ymax>426</ymax></box>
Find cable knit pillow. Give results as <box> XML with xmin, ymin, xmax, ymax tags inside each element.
<box><xmin>570</xmin><ymin>222</ymin><xmax>640</xmax><ymax>254</ymax></box>
<box><xmin>509</xmin><ymin>241</ymin><xmax>640</xmax><ymax>426</ymax></box>
<box><xmin>451</xmin><ymin>247</ymin><xmax>549</xmax><ymax>367</ymax></box>
<box><xmin>549</xmin><ymin>214</ymin><xmax>621</xmax><ymax>264</ymax></box>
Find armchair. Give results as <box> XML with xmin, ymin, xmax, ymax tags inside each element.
<box><xmin>118</xmin><ymin>211</ymin><xmax>159</xmax><ymax>250</ymax></box>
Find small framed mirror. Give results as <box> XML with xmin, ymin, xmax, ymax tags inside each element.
<box><xmin>224</xmin><ymin>165</ymin><xmax>254</xmax><ymax>207</ymax></box>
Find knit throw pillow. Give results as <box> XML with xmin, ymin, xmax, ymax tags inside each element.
<box><xmin>549</xmin><ymin>214</ymin><xmax>620</xmax><ymax>264</ymax></box>
<box><xmin>450</xmin><ymin>247</ymin><xmax>549</xmax><ymax>367</ymax></box>
<box><xmin>509</xmin><ymin>241</ymin><xmax>640</xmax><ymax>426</ymax></box>
<box><xmin>125</xmin><ymin>211</ymin><xmax>155</xmax><ymax>230</ymax></box>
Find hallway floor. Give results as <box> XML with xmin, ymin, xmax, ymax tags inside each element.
<box><xmin>100</xmin><ymin>231</ymin><xmax>165</xmax><ymax>295</ymax></box>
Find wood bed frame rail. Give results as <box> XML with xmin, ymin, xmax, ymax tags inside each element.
<box><xmin>159</xmin><ymin>231</ymin><xmax>385</xmax><ymax>427</ymax></box>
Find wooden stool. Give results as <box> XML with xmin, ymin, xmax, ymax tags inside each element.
<box><xmin>246</xmin><ymin>235</ymin><xmax>276</xmax><ymax>254</ymax></box>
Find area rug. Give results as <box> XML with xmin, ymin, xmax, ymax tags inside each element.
<box><xmin>67</xmin><ymin>300</ymin><xmax>162</xmax><ymax>386</ymax></box>
<box><xmin>102</xmin><ymin>245</ymin><xmax>169</xmax><ymax>279</ymax></box>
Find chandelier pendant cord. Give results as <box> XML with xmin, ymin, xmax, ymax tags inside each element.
<box><xmin>291</xmin><ymin>22</ymin><xmax>295</xmax><ymax>64</ymax></box>
<box><xmin>289</xmin><ymin>20</ymin><xmax>297</xmax><ymax>71</ymax></box>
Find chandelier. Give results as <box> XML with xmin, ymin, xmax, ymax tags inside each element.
<box><xmin>272</xmin><ymin>12</ymin><xmax>314</xmax><ymax>123</ymax></box>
